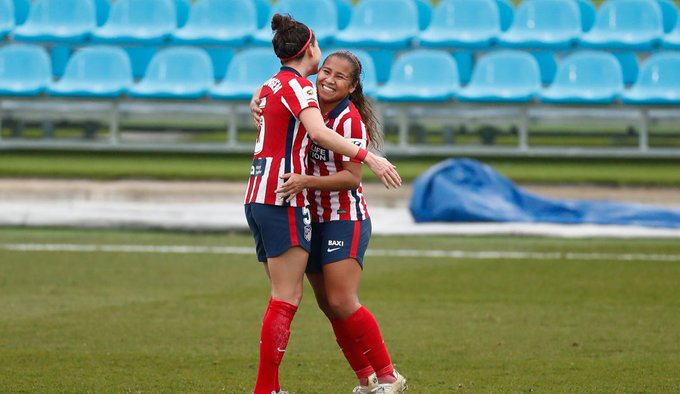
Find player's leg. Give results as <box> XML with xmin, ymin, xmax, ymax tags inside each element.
<box><xmin>248</xmin><ymin>204</ymin><xmax>311</xmax><ymax>394</ymax></box>
<box><xmin>307</xmin><ymin>222</ymin><xmax>377</xmax><ymax>391</ymax></box>
<box><xmin>321</xmin><ymin>219</ymin><xmax>406</xmax><ymax>390</ymax></box>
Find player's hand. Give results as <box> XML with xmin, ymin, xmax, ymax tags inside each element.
<box><xmin>364</xmin><ymin>152</ymin><xmax>402</xmax><ymax>189</ymax></box>
<box><xmin>250</xmin><ymin>97</ymin><xmax>262</xmax><ymax>128</ymax></box>
<box><xmin>275</xmin><ymin>173</ymin><xmax>308</xmax><ymax>203</ymax></box>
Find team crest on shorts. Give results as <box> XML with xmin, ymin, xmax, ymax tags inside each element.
<box><xmin>304</xmin><ymin>224</ymin><xmax>312</xmax><ymax>242</ymax></box>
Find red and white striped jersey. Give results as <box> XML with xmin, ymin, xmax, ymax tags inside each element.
<box><xmin>244</xmin><ymin>67</ymin><xmax>319</xmax><ymax>207</ymax></box>
<box><xmin>307</xmin><ymin>97</ymin><xmax>370</xmax><ymax>222</ymax></box>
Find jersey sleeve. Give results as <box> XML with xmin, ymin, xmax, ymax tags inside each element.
<box><xmin>281</xmin><ymin>77</ymin><xmax>319</xmax><ymax>118</ymax></box>
<box><xmin>341</xmin><ymin>114</ymin><xmax>369</xmax><ymax>163</ymax></box>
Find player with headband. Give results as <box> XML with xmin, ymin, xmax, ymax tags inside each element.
<box><xmin>244</xmin><ymin>14</ymin><xmax>402</xmax><ymax>394</ymax></box>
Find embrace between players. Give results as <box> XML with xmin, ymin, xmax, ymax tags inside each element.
<box><xmin>244</xmin><ymin>13</ymin><xmax>407</xmax><ymax>394</ymax></box>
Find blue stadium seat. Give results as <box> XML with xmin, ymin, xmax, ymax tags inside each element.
<box><xmin>662</xmin><ymin>14</ymin><xmax>680</xmax><ymax>48</ymax></box>
<box><xmin>129</xmin><ymin>47</ymin><xmax>214</xmax><ymax>99</ymax></box>
<box><xmin>172</xmin><ymin>0</ymin><xmax>257</xmax><ymax>46</ymax></box>
<box><xmin>92</xmin><ymin>0</ymin><xmax>176</xmax><ymax>44</ymax></box>
<box><xmin>576</xmin><ymin>0</ymin><xmax>596</xmax><ymax>32</ymax></box>
<box><xmin>128</xmin><ymin>47</ymin><xmax>213</xmax><ymax>100</ymax></box>
<box><xmin>457</xmin><ymin>50</ymin><xmax>541</xmax><ymax>103</ymax></box>
<box><xmin>0</xmin><ymin>44</ymin><xmax>52</xmax><ymax>96</ymax></box>
<box><xmin>94</xmin><ymin>0</ymin><xmax>109</xmax><ymax>26</ymax></box>
<box><xmin>175</xmin><ymin>0</ymin><xmax>191</xmax><ymax>28</ymax></box>
<box><xmin>334</xmin><ymin>0</ymin><xmax>352</xmax><ymax>30</ymax></box>
<box><xmin>252</xmin><ymin>0</ymin><xmax>338</xmax><ymax>47</ymax></box>
<box><xmin>333</xmin><ymin>0</ymin><xmax>419</xmax><ymax>49</ymax></box>
<box><xmin>0</xmin><ymin>0</ymin><xmax>14</xmax><ymax>39</ymax></box>
<box><xmin>210</xmin><ymin>48</ymin><xmax>280</xmax><ymax>100</ymax></box>
<box><xmin>414</xmin><ymin>0</ymin><xmax>433</xmax><ymax>31</ymax></box>
<box><xmin>540</xmin><ymin>51</ymin><xmax>623</xmax><ymax>104</ymax></box>
<box><xmin>579</xmin><ymin>0</ymin><xmax>664</xmax><ymax>50</ymax></box>
<box><xmin>376</xmin><ymin>50</ymin><xmax>459</xmax><ymax>102</ymax></box>
<box><xmin>254</xmin><ymin>0</ymin><xmax>271</xmax><ymax>29</ymax></box>
<box><xmin>496</xmin><ymin>0</ymin><xmax>514</xmax><ymax>31</ymax></box>
<box><xmin>622</xmin><ymin>52</ymin><xmax>680</xmax><ymax>105</ymax></box>
<box><xmin>12</xmin><ymin>0</ymin><xmax>30</xmax><ymax>26</ymax></box>
<box><xmin>657</xmin><ymin>0</ymin><xmax>678</xmax><ymax>33</ymax></box>
<box><xmin>498</xmin><ymin>0</ymin><xmax>581</xmax><ymax>50</ymax></box>
<box><xmin>48</xmin><ymin>46</ymin><xmax>132</xmax><ymax>98</ymax></box>
<box><xmin>12</xmin><ymin>0</ymin><xmax>96</xmax><ymax>43</ymax></box>
<box><xmin>418</xmin><ymin>0</ymin><xmax>500</xmax><ymax>49</ymax></box>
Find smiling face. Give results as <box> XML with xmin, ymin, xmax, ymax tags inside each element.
<box><xmin>316</xmin><ymin>55</ymin><xmax>357</xmax><ymax>109</ymax></box>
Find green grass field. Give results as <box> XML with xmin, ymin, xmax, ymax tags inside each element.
<box><xmin>1</xmin><ymin>227</ymin><xmax>679</xmax><ymax>393</ymax></box>
<box><xmin>2</xmin><ymin>150</ymin><xmax>680</xmax><ymax>186</ymax></box>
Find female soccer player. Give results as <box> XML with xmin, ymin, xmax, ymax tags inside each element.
<box><xmin>254</xmin><ymin>51</ymin><xmax>408</xmax><ymax>393</ymax></box>
<box><xmin>244</xmin><ymin>14</ymin><xmax>401</xmax><ymax>394</ymax></box>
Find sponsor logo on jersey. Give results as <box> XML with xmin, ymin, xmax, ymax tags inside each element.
<box><xmin>250</xmin><ymin>158</ymin><xmax>267</xmax><ymax>176</ymax></box>
<box><xmin>309</xmin><ymin>142</ymin><xmax>329</xmax><ymax>162</ymax></box>
<box><xmin>348</xmin><ymin>138</ymin><xmax>366</xmax><ymax>149</ymax></box>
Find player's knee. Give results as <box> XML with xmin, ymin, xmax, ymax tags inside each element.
<box><xmin>326</xmin><ymin>294</ymin><xmax>360</xmax><ymax>319</ymax></box>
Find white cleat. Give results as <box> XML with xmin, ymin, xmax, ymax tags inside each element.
<box><xmin>371</xmin><ymin>370</ymin><xmax>407</xmax><ymax>394</ymax></box>
<box><xmin>352</xmin><ymin>372</ymin><xmax>379</xmax><ymax>393</ymax></box>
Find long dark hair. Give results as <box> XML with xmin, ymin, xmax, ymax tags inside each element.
<box><xmin>270</xmin><ymin>13</ymin><xmax>316</xmax><ymax>63</ymax></box>
<box><xmin>325</xmin><ymin>51</ymin><xmax>383</xmax><ymax>151</ymax></box>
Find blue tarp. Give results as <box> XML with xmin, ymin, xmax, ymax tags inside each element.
<box><xmin>409</xmin><ymin>158</ymin><xmax>680</xmax><ymax>228</ymax></box>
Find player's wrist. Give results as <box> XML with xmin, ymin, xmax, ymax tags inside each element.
<box><xmin>355</xmin><ymin>147</ymin><xmax>369</xmax><ymax>162</ymax></box>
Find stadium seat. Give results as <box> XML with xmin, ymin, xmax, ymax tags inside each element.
<box><xmin>333</xmin><ymin>0</ymin><xmax>419</xmax><ymax>49</ymax></box>
<box><xmin>128</xmin><ymin>47</ymin><xmax>214</xmax><ymax>99</ymax></box>
<box><xmin>576</xmin><ymin>0</ymin><xmax>596</xmax><ymax>32</ymax></box>
<box><xmin>540</xmin><ymin>51</ymin><xmax>624</xmax><ymax>104</ymax></box>
<box><xmin>456</xmin><ymin>50</ymin><xmax>541</xmax><ymax>103</ymax></box>
<box><xmin>662</xmin><ymin>14</ymin><xmax>680</xmax><ymax>48</ymax></box>
<box><xmin>12</xmin><ymin>0</ymin><xmax>96</xmax><ymax>43</ymax></box>
<box><xmin>0</xmin><ymin>44</ymin><xmax>52</xmax><ymax>96</ymax></box>
<box><xmin>175</xmin><ymin>0</ymin><xmax>190</xmax><ymax>28</ymax></box>
<box><xmin>94</xmin><ymin>0</ymin><xmax>109</xmax><ymax>26</ymax></box>
<box><xmin>254</xmin><ymin>0</ymin><xmax>271</xmax><ymax>29</ymax></box>
<box><xmin>92</xmin><ymin>0</ymin><xmax>176</xmax><ymax>44</ymax></box>
<box><xmin>210</xmin><ymin>48</ymin><xmax>280</xmax><ymax>100</ymax></box>
<box><xmin>48</xmin><ymin>46</ymin><xmax>132</xmax><ymax>98</ymax></box>
<box><xmin>622</xmin><ymin>52</ymin><xmax>680</xmax><ymax>105</ymax></box>
<box><xmin>414</xmin><ymin>0</ymin><xmax>433</xmax><ymax>31</ymax></box>
<box><xmin>496</xmin><ymin>0</ymin><xmax>514</xmax><ymax>31</ymax></box>
<box><xmin>657</xmin><ymin>0</ymin><xmax>678</xmax><ymax>33</ymax></box>
<box><xmin>252</xmin><ymin>0</ymin><xmax>338</xmax><ymax>46</ymax></box>
<box><xmin>334</xmin><ymin>0</ymin><xmax>352</xmax><ymax>30</ymax></box>
<box><xmin>12</xmin><ymin>0</ymin><xmax>29</xmax><ymax>26</ymax></box>
<box><xmin>376</xmin><ymin>50</ymin><xmax>459</xmax><ymax>102</ymax></box>
<box><xmin>0</xmin><ymin>0</ymin><xmax>14</xmax><ymax>39</ymax></box>
<box><xmin>498</xmin><ymin>0</ymin><xmax>581</xmax><ymax>50</ymax></box>
<box><xmin>579</xmin><ymin>0</ymin><xmax>664</xmax><ymax>50</ymax></box>
<box><xmin>418</xmin><ymin>0</ymin><xmax>500</xmax><ymax>49</ymax></box>
<box><xmin>172</xmin><ymin>0</ymin><xmax>257</xmax><ymax>46</ymax></box>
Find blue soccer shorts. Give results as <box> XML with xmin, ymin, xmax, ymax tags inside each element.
<box><xmin>306</xmin><ymin>218</ymin><xmax>372</xmax><ymax>273</ymax></box>
<box><xmin>245</xmin><ymin>203</ymin><xmax>312</xmax><ymax>263</ymax></box>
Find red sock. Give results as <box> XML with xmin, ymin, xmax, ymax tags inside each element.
<box><xmin>342</xmin><ymin>306</ymin><xmax>394</xmax><ymax>378</ymax></box>
<box><xmin>254</xmin><ymin>298</ymin><xmax>297</xmax><ymax>394</ymax></box>
<box><xmin>331</xmin><ymin>318</ymin><xmax>374</xmax><ymax>381</ymax></box>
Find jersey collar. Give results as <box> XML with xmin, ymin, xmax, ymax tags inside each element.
<box><xmin>280</xmin><ymin>66</ymin><xmax>302</xmax><ymax>77</ymax></box>
<box><xmin>326</xmin><ymin>97</ymin><xmax>351</xmax><ymax>120</ymax></box>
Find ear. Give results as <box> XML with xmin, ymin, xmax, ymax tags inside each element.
<box><xmin>349</xmin><ymin>82</ymin><xmax>357</xmax><ymax>95</ymax></box>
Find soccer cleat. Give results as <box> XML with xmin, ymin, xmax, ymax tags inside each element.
<box><xmin>371</xmin><ymin>370</ymin><xmax>407</xmax><ymax>394</ymax></box>
<box><xmin>352</xmin><ymin>373</ymin><xmax>379</xmax><ymax>393</ymax></box>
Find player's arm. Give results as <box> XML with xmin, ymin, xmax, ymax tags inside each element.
<box><xmin>276</xmin><ymin>163</ymin><xmax>361</xmax><ymax>200</ymax></box>
<box><xmin>249</xmin><ymin>87</ymin><xmax>263</xmax><ymax>127</ymax></box>
<box><xmin>299</xmin><ymin>107</ymin><xmax>401</xmax><ymax>189</ymax></box>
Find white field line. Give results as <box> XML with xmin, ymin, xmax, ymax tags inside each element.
<box><xmin>1</xmin><ymin>243</ymin><xmax>679</xmax><ymax>262</ymax></box>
